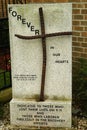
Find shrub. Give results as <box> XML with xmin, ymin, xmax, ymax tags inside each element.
<box><xmin>73</xmin><ymin>58</ymin><xmax>87</xmax><ymax>116</ymax></box>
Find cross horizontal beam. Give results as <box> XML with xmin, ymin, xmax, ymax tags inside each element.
<box><xmin>15</xmin><ymin>31</ymin><xmax>72</xmax><ymax>40</ymax></box>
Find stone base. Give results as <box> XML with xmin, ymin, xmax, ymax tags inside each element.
<box><xmin>10</xmin><ymin>99</ymin><xmax>72</xmax><ymax>128</ymax></box>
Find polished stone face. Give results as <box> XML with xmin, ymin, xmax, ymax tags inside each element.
<box><xmin>9</xmin><ymin>3</ymin><xmax>72</xmax><ymax>128</ymax></box>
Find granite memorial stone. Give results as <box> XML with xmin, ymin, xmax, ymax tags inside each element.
<box><xmin>8</xmin><ymin>3</ymin><xmax>72</xmax><ymax>128</ymax></box>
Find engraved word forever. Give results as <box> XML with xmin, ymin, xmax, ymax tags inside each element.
<box><xmin>9</xmin><ymin>7</ymin><xmax>40</xmax><ymax>35</ymax></box>
<box><xmin>14</xmin><ymin>7</ymin><xmax>72</xmax><ymax>102</ymax></box>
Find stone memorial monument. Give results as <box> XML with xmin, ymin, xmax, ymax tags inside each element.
<box><xmin>8</xmin><ymin>3</ymin><xmax>72</xmax><ymax>128</ymax></box>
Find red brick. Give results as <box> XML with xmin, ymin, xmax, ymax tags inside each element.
<box><xmin>78</xmin><ymin>4</ymin><xmax>85</xmax><ymax>8</ymax></box>
<box><xmin>78</xmin><ymin>37</ymin><xmax>84</xmax><ymax>42</ymax></box>
<box><xmin>85</xmin><ymin>15</ymin><xmax>87</xmax><ymax>20</ymax></box>
<box><xmin>81</xmin><ymin>43</ymin><xmax>87</xmax><ymax>47</ymax></box>
<box><xmin>73</xmin><ymin>21</ymin><xmax>80</xmax><ymax>25</ymax></box>
<box><xmin>54</xmin><ymin>0</ymin><xmax>68</xmax><ymax>2</ymax></box>
<box><xmin>69</xmin><ymin>0</ymin><xmax>81</xmax><ymax>2</ymax></box>
<box><xmin>84</xmin><ymin>48</ymin><xmax>87</xmax><ymax>53</ymax></box>
<box><xmin>73</xmin><ymin>26</ymin><xmax>84</xmax><ymax>31</ymax></box>
<box><xmin>25</xmin><ymin>0</ymin><xmax>32</xmax><ymax>2</ymax></box>
<box><xmin>73</xmin><ymin>32</ymin><xmax>81</xmax><ymax>36</ymax></box>
<box><xmin>42</xmin><ymin>0</ymin><xmax>55</xmax><ymax>2</ymax></box>
<box><xmin>73</xmin><ymin>42</ymin><xmax>81</xmax><ymax>47</ymax></box>
<box><xmin>81</xmin><ymin>53</ymin><xmax>87</xmax><ymax>59</ymax></box>
<box><xmin>84</xmin><ymin>38</ymin><xmax>87</xmax><ymax>42</ymax></box>
<box><xmin>73</xmin><ymin>15</ymin><xmax>83</xmax><ymax>20</ymax></box>
<box><xmin>73</xmin><ymin>52</ymin><xmax>81</xmax><ymax>57</ymax></box>
<box><xmin>72</xmin><ymin>37</ymin><xmax>78</xmax><ymax>41</ymax></box>
<box><xmin>73</xmin><ymin>9</ymin><xmax>80</xmax><ymax>14</ymax></box>
<box><xmin>73</xmin><ymin>4</ymin><xmax>78</xmax><ymax>8</ymax></box>
<box><xmin>32</xmin><ymin>0</ymin><xmax>43</xmax><ymax>2</ymax></box>
<box><xmin>85</xmin><ymin>4</ymin><xmax>87</xmax><ymax>8</ymax></box>
<box><xmin>81</xmin><ymin>32</ymin><xmax>87</xmax><ymax>37</ymax></box>
<box><xmin>82</xmin><ymin>0</ymin><xmax>87</xmax><ymax>2</ymax></box>
<box><xmin>73</xmin><ymin>47</ymin><xmax>83</xmax><ymax>52</ymax></box>
<box><xmin>85</xmin><ymin>27</ymin><xmax>87</xmax><ymax>31</ymax></box>
<box><xmin>81</xmin><ymin>9</ymin><xmax>87</xmax><ymax>14</ymax></box>
<box><xmin>81</xmin><ymin>21</ymin><xmax>87</xmax><ymax>26</ymax></box>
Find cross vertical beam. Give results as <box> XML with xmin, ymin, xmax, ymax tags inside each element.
<box><xmin>39</xmin><ymin>7</ymin><xmax>46</xmax><ymax>101</ymax></box>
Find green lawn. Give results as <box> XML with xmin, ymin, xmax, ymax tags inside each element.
<box><xmin>0</xmin><ymin>69</ymin><xmax>11</xmax><ymax>89</ymax></box>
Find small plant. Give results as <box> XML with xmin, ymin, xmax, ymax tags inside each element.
<box><xmin>73</xmin><ymin>58</ymin><xmax>87</xmax><ymax>116</ymax></box>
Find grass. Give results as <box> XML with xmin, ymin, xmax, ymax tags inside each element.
<box><xmin>0</xmin><ymin>87</ymin><xmax>12</xmax><ymax>103</ymax></box>
<box><xmin>0</xmin><ymin>69</ymin><xmax>11</xmax><ymax>89</ymax></box>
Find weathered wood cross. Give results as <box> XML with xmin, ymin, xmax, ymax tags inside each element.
<box><xmin>15</xmin><ymin>7</ymin><xmax>72</xmax><ymax>102</ymax></box>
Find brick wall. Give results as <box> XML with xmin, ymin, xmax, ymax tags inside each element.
<box><xmin>0</xmin><ymin>0</ymin><xmax>87</xmax><ymax>66</ymax></box>
<box><xmin>71</xmin><ymin>1</ymin><xmax>87</xmax><ymax>63</ymax></box>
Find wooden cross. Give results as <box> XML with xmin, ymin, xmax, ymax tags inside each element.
<box><xmin>15</xmin><ymin>7</ymin><xmax>72</xmax><ymax>102</ymax></box>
